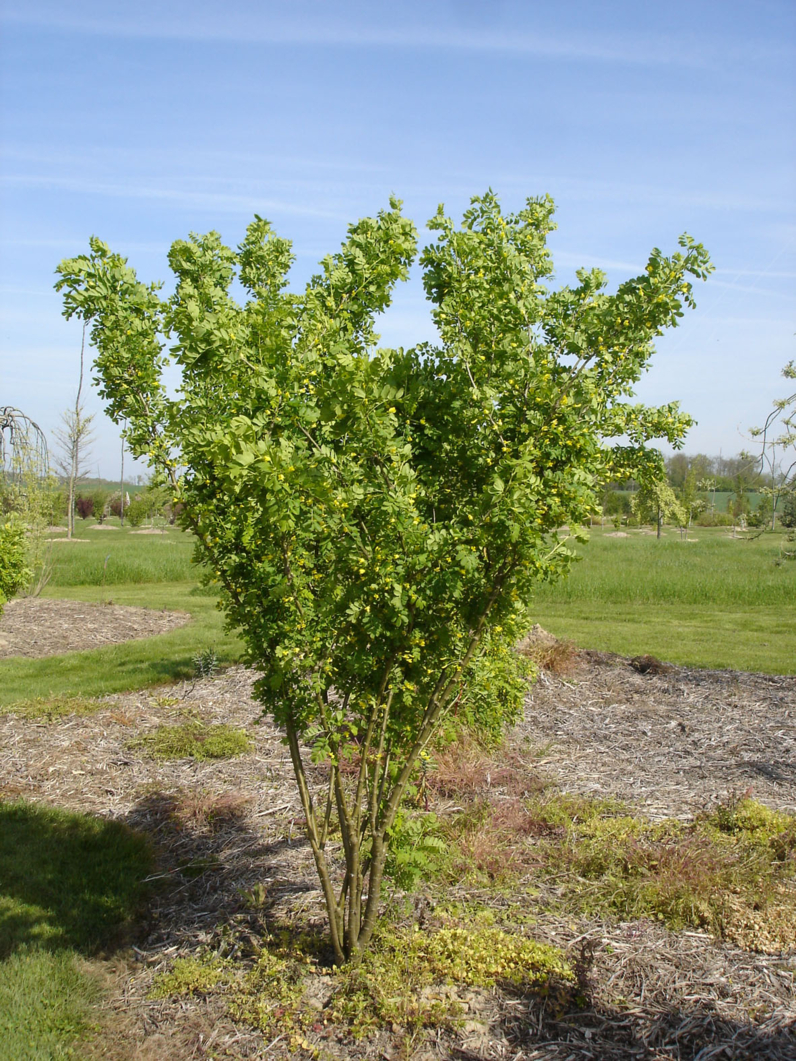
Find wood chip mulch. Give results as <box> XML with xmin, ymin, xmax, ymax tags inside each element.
<box><xmin>0</xmin><ymin>638</ymin><xmax>794</xmax><ymax>1059</ymax></box>
<box><xmin>0</xmin><ymin>597</ymin><xmax>191</xmax><ymax>659</ymax></box>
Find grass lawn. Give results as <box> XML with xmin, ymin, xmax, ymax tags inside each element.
<box><xmin>531</xmin><ymin>525</ymin><xmax>796</xmax><ymax>674</ymax></box>
<box><xmin>0</xmin><ymin>801</ymin><xmax>152</xmax><ymax>1060</ymax></box>
<box><xmin>0</xmin><ymin>522</ymin><xmax>244</xmax><ymax>708</ymax></box>
<box><xmin>0</xmin><ymin>583</ymin><xmax>243</xmax><ymax>708</ymax></box>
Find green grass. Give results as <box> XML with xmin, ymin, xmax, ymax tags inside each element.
<box><xmin>532</xmin><ymin>526</ymin><xmax>796</xmax><ymax>673</ymax></box>
<box><xmin>0</xmin><ymin>949</ymin><xmax>99</xmax><ymax>1061</ymax></box>
<box><xmin>0</xmin><ymin>583</ymin><xmax>243</xmax><ymax>708</ymax></box>
<box><xmin>46</xmin><ymin>521</ymin><xmax>197</xmax><ymax>586</ymax></box>
<box><xmin>0</xmin><ymin>800</ymin><xmax>153</xmax><ymax>1059</ymax></box>
<box><xmin>0</xmin><ymin>800</ymin><xmax>152</xmax><ymax>956</ymax></box>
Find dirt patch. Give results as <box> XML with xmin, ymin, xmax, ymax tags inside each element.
<box><xmin>0</xmin><ymin>598</ymin><xmax>191</xmax><ymax>659</ymax></box>
<box><xmin>1</xmin><ymin>654</ymin><xmax>794</xmax><ymax>1058</ymax></box>
<box><xmin>89</xmin><ymin>524</ymin><xmax>120</xmax><ymax>530</ymax></box>
<box><xmin>131</xmin><ymin>529</ymin><xmax>169</xmax><ymax>535</ymax></box>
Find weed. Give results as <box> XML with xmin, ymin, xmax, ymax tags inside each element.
<box><xmin>149</xmin><ymin>954</ymin><xmax>231</xmax><ymax>999</ymax></box>
<box><xmin>170</xmin><ymin>789</ymin><xmax>251</xmax><ymax>829</ymax></box>
<box><xmin>128</xmin><ymin>722</ymin><xmax>252</xmax><ymax>761</ymax></box>
<box><xmin>384</xmin><ymin>811</ymin><xmax>448</xmax><ymax>890</ymax></box>
<box><xmin>521</xmin><ymin>636</ymin><xmax>581</xmax><ymax>675</ymax></box>
<box><xmin>222</xmin><ymin>919</ymin><xmax>572</xmax><ymax>1045</ymax></box>
<box><xmin>192</xmin><ymin>648</ymin><xmax>219</xmax><ymax>681</ymax></box>
<box><xmin>152</xmin><ymin>695</ymin><xmax>179</xmax><ymax>708</ymax></box>
<box><xmin>705</xmin><ymin>794</ymin><xmax>796</xmax><ymax>862</ymax></box>
<box><xmin>523</xmin><ymin>793</ymin><xmax>796</xmax><ymax>951</ymax></box>
<box><xmin>428</xmin><ymin>734</ymin><xmax>545</xmax><ymax>802</ymax></box>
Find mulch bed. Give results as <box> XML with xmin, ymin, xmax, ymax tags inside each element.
<box><xmin>0</xmin><ymin>613</ymin><xmax>794</xmax><ymax>1059</ymax></box>
<box><xmin>0</xmin><ymin>597</ymin><xmax>191</xmax><ymax>659</ymax></box>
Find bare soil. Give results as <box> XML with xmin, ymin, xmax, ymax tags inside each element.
<box><xmin>0</xmin><ymin>632</ymin><xmax>794</xmax><ymax>1059</ymax></box>
<box><xmin>0</xmin><ymin>597</ymin><xmax>191</xmax><ymax>659</ymax></box>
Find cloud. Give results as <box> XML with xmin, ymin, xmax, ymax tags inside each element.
<box><xmin>0</xmin><ymin>173</ymin><xmax>347</xmax><ymax>220</ymax></box>
<box><xmin>1</xmin><ymin>1</ymin><xmax>732</xmax><ymax>70</ymax></box>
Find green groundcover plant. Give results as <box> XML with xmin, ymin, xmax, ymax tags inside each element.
<box><xmin>55</xmin><ymin>192</ymin><xmax>710</xmax><ymax>961</ymax></box>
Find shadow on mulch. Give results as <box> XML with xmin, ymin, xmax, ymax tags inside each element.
<box><xmin>121</xmin><ymin>791</ymin><xmax>317</xmax><ymax>952</ymax></box>
<box><xmin>498</xmin><ymin>998</ymin><xmax>796</xmax><ymax>1061</ymax></box>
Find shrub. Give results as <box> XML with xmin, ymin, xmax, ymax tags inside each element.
<box><xmin>56</xmin><ymin>192</ymin><xmax>711</xmax><ymax>962</ymax></box>
<box><xmin>125</xmin><ymin>497</ymin><xmax>148</xmax><ymax>526</ymax></box>
<box><xmin>0</xmin><ymin>518</ymin><xmax>31</xmax><ymax>615</ymax></box>
<box><xmin>74</xmin><ymin>495</ymin><xmax>95</xmax><ymax>520</ymax></box>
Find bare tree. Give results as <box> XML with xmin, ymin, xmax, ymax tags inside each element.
<box><xmin>53</xmin><ymin>322</ymin><xmax>96</xmax><ymax>539</ymax></box>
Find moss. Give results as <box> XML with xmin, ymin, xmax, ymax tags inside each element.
<box><xmin>129</xmin><ymin>722</ymin><xmax>252</xmax><ymax>761</ymax></box>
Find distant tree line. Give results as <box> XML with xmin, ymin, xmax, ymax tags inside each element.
<box><xmin>601</xmin><ymin>449</ymin><xmax>794</xmax><ymax>532</ymax></box>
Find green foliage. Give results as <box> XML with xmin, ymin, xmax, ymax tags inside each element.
<box><xmin>55</xmin><ymin>191</ymin><xmax>711</xmax><ymax>960</ymax></box>
<box><xmin>90</xmin><ymin>490</ymin><xmax>108</xmax><ymax>521</ymax></box>
<box><xmin>128</xmin><ymin>721</ymin><xmax>252</xmax><ymax>761</ymax></box>
<box><xmin>124</xmin><ymin>497</ymin><xmax>147</xmax><ymax>526</ymax></box>
<box><xmin>780</xmin><ymin>491</ymin><xmax>796</xmax><ymax>528</ymax></box>
<box><xmin>0</xmin><ymin>519</ymin><xmax>31</xmax><ymax>615</ymax></box>
<box><xmin>602</xmin><ymin>488</ymin><xmax>632</xmax><ymax>517</ymax></box>
<box><xmin>631</xmin><ymin>476</ymin><xmax>685</xmax><ymax>530</ymax></box>
<box><xmin>125</xmin><ymin>482</ymin><xmax>170</xmax><ymax>528</ymax></box>
<box><xmin>384</xmin><ymin>811</ymin><xmax>448</xmax><ymax>890</ymax></box>
<box><xmin>149</xmin><ymin>954</ymin><xmax>230</xmax><ymax>999</ymax></box>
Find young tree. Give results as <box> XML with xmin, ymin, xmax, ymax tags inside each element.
<box><xmin>747</xmin><ymin>360</ymin><xmax>796</xmax><ymax>531</ymax></box>
<box><xmin>632</xmin><ymin>476</ymin><xmax>686</xmax><ymax>538</ymax></box>
<box><xmin>677</xmin><ymin>457</ymin><xmax>709</xmax><ymax>539</ymax></box>
<box><xmin>53</xmin><ymin>323</ymin><xmax>96</xmax><ymax>539</ymax></box>
<box><xmin>55</xmin><ymin>194</ymin><xmax>711</xmax><ymax>961</ymax></box>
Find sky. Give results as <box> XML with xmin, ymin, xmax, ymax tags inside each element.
<box><xmin>1</xmin><ymin>0</ymin><xmax>794</xmax><ymax>479</ymax></box>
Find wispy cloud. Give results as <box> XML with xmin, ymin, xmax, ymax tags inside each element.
<box><xmin>0</xmin><ymin>173</ymin><xmax>348</xmax><ymax>220</ymax></box>
<box><xmin>0</xmin><ymin>1</ymin><xmax>738</xmax><ymax>70</ymax></box>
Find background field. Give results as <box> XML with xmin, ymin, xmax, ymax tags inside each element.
<box><xmin>532</xmin><ymin>526</ymin><xmax>795</xmax><ymax>674</ymax></box>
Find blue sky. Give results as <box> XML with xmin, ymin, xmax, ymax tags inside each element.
<box><xmin>1</xmin><ymin>0</ymin><xmax>794</xmax><ymax>479</ymax></box>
